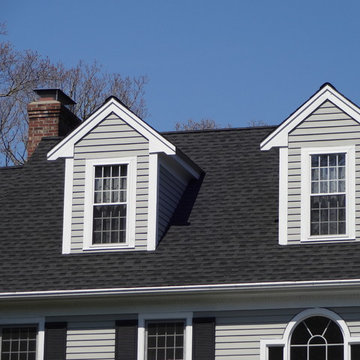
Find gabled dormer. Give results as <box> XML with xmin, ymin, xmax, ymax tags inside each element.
<box><xmin>261</xmin><ymin>83</ymin><xmax>360</xmax><ymax>245</ymax></box>
<box><xmin>47</xmin><ymin>94</ymin><xmax>201</xmax><ymax>253</ymax></box>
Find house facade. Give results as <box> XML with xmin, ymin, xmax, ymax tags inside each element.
<box><xmin>1</xmin><ymin>84</ymin><xmax>360</xmax><ymax>360</ymax></box>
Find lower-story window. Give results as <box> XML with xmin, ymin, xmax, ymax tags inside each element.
<box><xmin>290</xmin><ymin>316</ymin><xmax>343</xmax><ymax>360</ymax></box>
<box><xmin>263</xmin><ymin>309</ymin><xmax>360</xmax><ymax>360</ymax></box>
<box><xmin>146</xmin><ymin>321</ymin><xmax>185</xmax><ymax>360</ymax></box>
<box><xmin>1</xmin><ymin>326</ymin><xmax>37</xmax><ymax>360</ymax></box>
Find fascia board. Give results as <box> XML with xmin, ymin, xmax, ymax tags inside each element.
<box><xmin>260</xmin><ymin>85</ymin><xmax>360</xmax><ymax>151</ymax></box>
<box><xmin>47</xmin><ymin>99</ymin><xmax>176</xmax><ymax>160</ymax></box>
<box><xmin>3</xmin><ymin>279</ymin><xmax>360</xmax><ymax>300</ymax></box>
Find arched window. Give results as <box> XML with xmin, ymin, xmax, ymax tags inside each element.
<box><xmin>290</xmin><ymin>316</ymin><xmax>344</xmax><ymax>360</ymax></box>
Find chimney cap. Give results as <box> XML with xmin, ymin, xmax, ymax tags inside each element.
<box><xmin>34</xmin><ymin>89</ymin><xmax>76</xmax><ymax>105</ymax></box>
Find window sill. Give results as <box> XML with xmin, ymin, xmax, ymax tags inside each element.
<box><xmin>301</xmin><ymin>236</ymin><xmax>356</xmax><ymax>244</ymax></box>
<box><xmin>83</xmin><ymin>244</ymin><xmax>135</xmax><ymax>252</ymax></box>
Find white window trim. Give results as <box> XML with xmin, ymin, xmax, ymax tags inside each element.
<box><xmin>260</xmin><ymin>308</ymin><xmax>360</xmax><ymax>360</ymax></box>
<box><xmin>138</xmin><ymin>312</ymin><xmax>193</xmax><ymax>360</ymax></box>
<box><xmin>279</xmin><ymin>147</ymin><xmax>288</xmax><ymax>245</ymax></box>
<box><xmin>0</xmin><ymin>317</ymin><xmax>45</xmax><ymax>360</ymax></box>
<box><xmin>300</xmin><ymin>146</ymin><xmax>356</xmax><ymax>243</ymax></box>
<box><xmin>62</xmin><ymin>158</ymin><xmax>74</xmax><ymax>254</ymax></box>
<box><xmin>83</xmin><ymin>157</ymin><xmax>137</xmax><ymax>251</ymax></box>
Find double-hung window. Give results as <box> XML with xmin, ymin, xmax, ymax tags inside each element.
<box><xmin>310</xmin><ymin>153</ymin><xmax>346</xmax><ymax>236</ymax></box>
<box><xmin>138</xmin><ymin>313</ymin><xmax>192</xmax><ymax>360</ymax></box>
<box><xmin>84</xmin><ymin>157</ymin><xmax>136</xmax><ymax>250</ymax></box>
<box><xmin>301</xmin><ymin>146</ymin><xmax>355</xmax><ymax>242</ymax></box>
<box><xmin>93</xmin><ymin>164</ymin><xmax>128</xmax><ymax>244</ymax></box>
<box><xmin>146</xmin><ymin>321</ymin><xmax>185</xmax><ymax>360</ymax></box>
<box><xmin>1</xmin><ymin>326</ymin><xmax>37</xmax><ymax>360</ymax></box>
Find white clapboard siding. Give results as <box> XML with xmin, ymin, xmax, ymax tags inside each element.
<box><xmin>157</xmin><ymin>165</ymin><xmax>187</xmax><ymax>241</ymax></box>
<box><xmin>287</xmin><ymin>100</ymin><xmax>360</xmax><ymax>244</ymax></box>
<box><xmin>66</xmin><ymin>321</ymin><xmax>115</xmax><ymax>360</ymax></box>
<box><xmin>70</xmin><ymin>113</ymin><xmax>149</xmax><ymax>252</ymax></box>
<box><xmin>215</xmin><ymin>309</ymin><xmax>298</xmax><ymax>360</ymax></box>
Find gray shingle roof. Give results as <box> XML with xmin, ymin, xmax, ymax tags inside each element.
<box><xmin>1</xmin><ymin>127</ymin><xmax>360</xmax><ymax>292</ymax></box>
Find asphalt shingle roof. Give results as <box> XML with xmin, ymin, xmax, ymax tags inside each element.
<box><xmin>1</xmin><ymin>127</ymin><xmax>360</xmax><ymax>292</ymax></box>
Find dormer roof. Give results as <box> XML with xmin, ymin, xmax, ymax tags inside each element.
<box><xmin>260</xmin><ymin>83</ymin><xmax>360</xmax><ymax>150</ymax></box>
<box><xmin>47</xmin><ymin>96</ymin><xmax>176</xmax><ymax>160</ymax></box>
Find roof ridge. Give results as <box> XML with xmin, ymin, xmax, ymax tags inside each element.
<box><xmin>161</xmin><ymin>125</ymin><xmax>276</xmax><ymax>135</ymax></box>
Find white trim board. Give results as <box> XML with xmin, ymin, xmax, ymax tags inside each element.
<box><xmin>47</xmin><ymin>98</ymin><xmax>176</xmax><ymax>160</ymax></box>
<box><xmin>260</xmin><ymin>84</ymin><xmax>360</xmax><ymax>151</ymax></box>
<box><xmin>147</xmin><ymin>154</ymin><xmax>159</xmax><ymax>251</ymax></box>
<box><xmin>62</xmin><ymin>158</ymin><xmax>73</xmax><ymax>254</ymax></box>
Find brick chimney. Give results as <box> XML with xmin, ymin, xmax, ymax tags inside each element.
<box><xmin>27</xmin><ymin>89</ymin><xmax>81</xmax><ymax>158</ymax></box>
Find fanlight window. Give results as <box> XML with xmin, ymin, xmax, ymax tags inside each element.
<box><xmin>290</xmin><ymin>316</ymin><xmax>344</xmax><ymax>360</ymax></box>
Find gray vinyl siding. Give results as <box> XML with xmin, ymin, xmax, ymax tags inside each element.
<box><xmin>215</xmin><ymin>308</ymin><xmax>300</xmax><ymax>360</ymax></box>
<box><xmin>287</xmin><ymin>100</ymin><xmax>360</xmax><ymax>244</ymax></box>
<box><xmin>71</xmin><ymin>113</ymin><xmax>149</xmax><ymax>252</ymax></box>
<box><xmin>66</xmin><ymin>320</ymin><xmax>115</xmax><ymax>360</ymax></box>
<box><xmin>157</xmin><ymin>165</ymin><xmax>187</xmax><ymax>241</ymax></box>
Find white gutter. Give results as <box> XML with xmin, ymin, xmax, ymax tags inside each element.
<box><xmin>2</xmin><ymin>279</ymin><xmax>360</xmax><ymax>300</ymax></box>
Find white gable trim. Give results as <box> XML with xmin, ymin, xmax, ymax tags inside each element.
<box><xmin>260</xmin><ymin>84</ymin><xmax>360</xmax><ymax>150</ymax></box>
<box><xmin>47</xmin><ymin>98</ymin><xmax>176</xmax><ymax>160</ymax></box>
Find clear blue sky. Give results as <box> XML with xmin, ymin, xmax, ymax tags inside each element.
<box><xmin>3</xmin><ymin>0</ymin><xmax>360</xmax><ymax>131</ymax></box>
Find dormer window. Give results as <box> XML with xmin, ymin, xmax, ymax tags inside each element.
<box><xmin>301</xmin><ymin>146</ymin><xmax>355</xmax><ymax>242</ymax></box>
<box><xmin>310</xmin><ymin>153</ymin><xmax>346</xmax><ymax>236</ymax></box>
<box><xmin>83</xmin><ymin>157</ymin><xmax>137</xmax><ymax>251</ymax></box>
<box><xmin>93</xmin><ymin>164</ymin><xmax>128</xmax><ymax>244</ymax></box>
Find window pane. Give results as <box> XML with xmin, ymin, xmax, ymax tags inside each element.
<box><xmin>312</xmin><ymin>168</ymin><xmax>319</xmax><ymax>180</ymax></box>
<box><xmin>329</xmin><ymin>154</ymin><xmax>337</xmax><ymax>166</ymax></box>
<box><xmin>339</xmin><ymin>180</ymin><xmax>345</xmax><ymax>192</ymax></box>
<box><xmin>339</xmin><ymin>166</ymin><xmax>345</xmax><ymax>179</ymax></box>
<box><xmin>103</xmin><ymin>166</ymin><xmax>111</xmax><ymax>177</ymax></box>
<box><xmin>309</xmin><ymin>345</ymin><xmax>326</xmax><ymax>360</ymax></box>
<box><xmin>338</xmin><ymin>153</ymin><xmax>345</xmax><ymax>165</ymax></box>
<box><xmin>290</xmin><ymin>346</ymin><xmax>306</xmax><ymax>360</ymax></box>
<box><xmin>268</xmin><ymin>347</ymin><xmax>283</xmax><ymax>360</ymax></box>
<box><xmin>351</xmin><ymin>345</ymin><xmax>360</xmax><ymax>360</ymax></box>
<box><xmin>311</xmin><ymin>182</ymin><xmax>319</xmax><ymax>194</ymax></box>
<box><xmin>312</xmin><ymin>155</ymin><xmax>319</xmax><ymax>167</ymax></box>
<box><xmin>320</xmin><ymin>168</ymin><xmax>328</xmax><ymax>180</ymax></box>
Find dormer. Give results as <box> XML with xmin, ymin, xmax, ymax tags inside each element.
<box><xmin>47</xmin><ymin>94</ymin><xmax>201</xmax><ymax>253</ymax></box>
<box><xmin>261</xmin><ymin>83</ymin><xmax>360</xmax><ymax>245</ymax></box>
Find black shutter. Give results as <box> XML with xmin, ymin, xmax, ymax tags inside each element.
<box><xmin>115</xmin><ymin>319</ymin><xmax>138</xmax><ymax>360</ymax></box>
<box><xmin>44</xmin><ymin>322</ymin><xmax>67</xmax><ymax>360</ymax></box>
<box><xmin>192</xmin><ymin>317</ymin><xmax>215</xmax><ymax>360</ymax></box>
